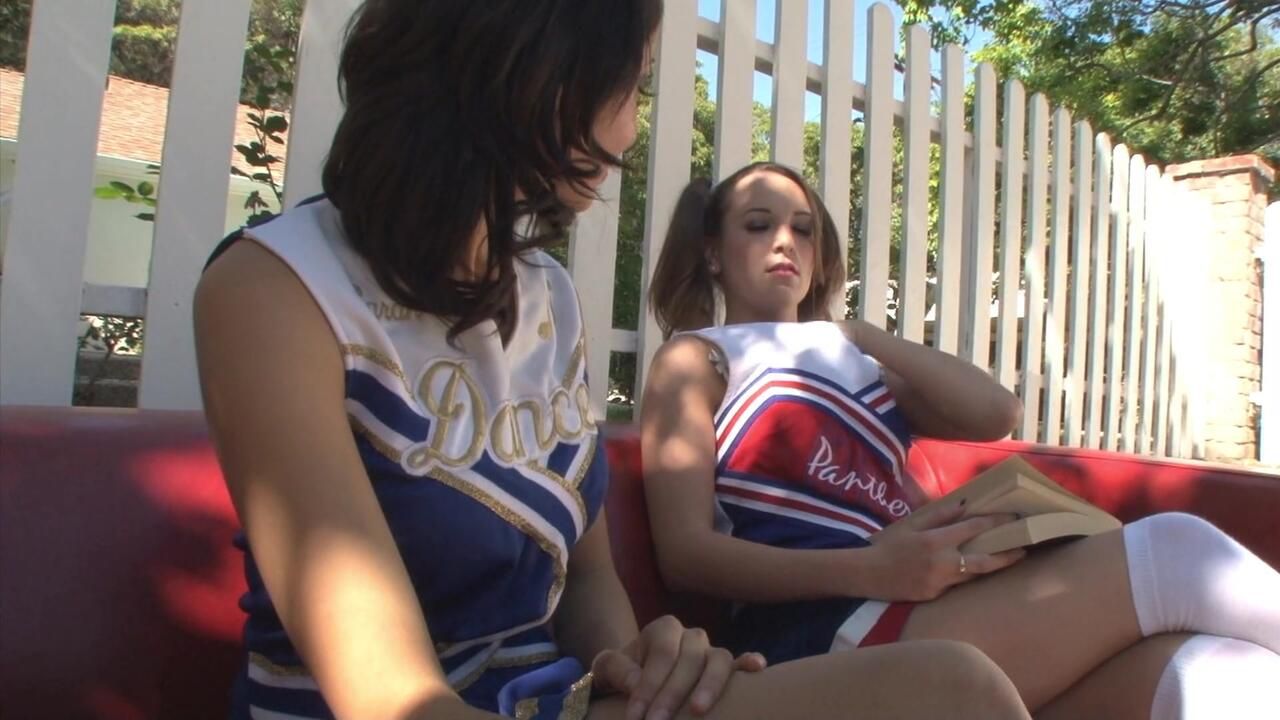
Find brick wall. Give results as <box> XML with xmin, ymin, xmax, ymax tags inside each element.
<box><xmin>1166</xmin><ymin>154</ymin><xmax>1273</xmax><ymax>463</ymax></box>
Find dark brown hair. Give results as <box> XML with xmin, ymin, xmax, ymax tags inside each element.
<box><xmin>648</xmin><ymin>162</ymin><xmax>845</xmax><ymax>338</ymax></box>
<box><xmin>323</xmin><ymin>0</ymin><xmax>661</xmax><ymax>342</ymax></box>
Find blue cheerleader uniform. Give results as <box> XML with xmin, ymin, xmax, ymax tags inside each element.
<box><xmin>219</xmin><ymin>197</ymin><xmax>606</xmax><ymax>719</ymax></box>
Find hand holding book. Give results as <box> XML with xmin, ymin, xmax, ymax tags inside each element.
<box><xmin>865</xmin><ymin>455</ymin><xmax>1118</xmax><ymax>601</ymax></box>
<box><xmin>866</xmin><ymin>501</ymin><xmax>1027</xmax><ymax>602</ymax></box>
<box><xmin>924</xmin><ymin>455</ymin><xmax>1122</xmax><ymax>555</ymax></box>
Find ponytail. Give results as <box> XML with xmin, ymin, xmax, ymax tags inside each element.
<box><xmin>648</xmin><ymin>162</ymin><xmax>846</xmax><ymax>339</ymax></box>
<box><xmin>648</xmin><ymin>178</ymin><xmax>718</xmax><ymax>338</ymax></box>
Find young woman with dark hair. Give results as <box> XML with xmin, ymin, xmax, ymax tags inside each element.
<box><xmin>641</xmin><ymin>162</ymin><xmax>1280</xmax><ymax>720</ymax></box>
<box><xmin>195</xmin><ymin>3</ymin><xmax>1034</xmax><ymax>719</ymax></box>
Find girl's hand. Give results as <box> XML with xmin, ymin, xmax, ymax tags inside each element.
<box><xmin>590</xmin><ymin>615</ymin><xmax>767</xmax><ymax>720</ymax></box>
<box><xmin>866</xmin><ymin>502</ymin><xmax>1027</xmax><ymax>602</ymax></box>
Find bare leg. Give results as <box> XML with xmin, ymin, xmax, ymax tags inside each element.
<box><xmin>898</xmin><ymin>514</ymin><xmax>1280</xmax><ymax>713</ymax></box>
<box><xmin>1035</xmin><ymin>634</ymin><xmax>1193</xmax><ymax>720</ymax></box>
<box><xmin>587</xmin><ymin>639</ymin><xmax>1031</xmax><ymax>720</ymax></box>
<box><xmin>899</xmin><ymin>529</ymin><xmax>1141</xmax><ymax>710</ymax></box>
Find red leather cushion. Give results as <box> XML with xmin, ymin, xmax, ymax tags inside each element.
<box><xmin>602</xmin><ymin>425</ymin><xmax>726</xmax><ymax>634</ymax></box>
<box><xmin>3</xmin><ymin>407</ymin><xmax>1277</xmax><ymax>720</ymax></box>
<box><xmin>911</xmin><ymin>438</ymin><xmax>1280</xmax><ymax>569</ymax></box>
<box><xmin>0</xmin><ymin>406</ymin><xmax>244</xmax><ymax>720</ymax></box>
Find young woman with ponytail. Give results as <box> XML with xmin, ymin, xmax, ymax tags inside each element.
<box><xmin>641</xmin><ymin>161</ymin><xmax>1280</xmax><ymax>720</ymax></box>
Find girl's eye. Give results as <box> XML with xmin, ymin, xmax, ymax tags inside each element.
<box><xmin>746</xmin><ymin>221</ymin><xmax>770</xmax><ymax>232</ymax></box>
<box><xmin>793</xmin><ymin>224</ymin><xmax>813</xmax><ymax>237</ymax></box>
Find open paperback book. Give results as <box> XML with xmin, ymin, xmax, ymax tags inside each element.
<box><xmin>924</xmin><ymin>456</ymin><xmax>1122</xmax><ymax>554</ymax></box>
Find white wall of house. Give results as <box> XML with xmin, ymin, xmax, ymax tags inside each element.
<box><xmin>0</xmin><ymin>138</ymin><xmax>280</xmax><ymax>288</ymax></box>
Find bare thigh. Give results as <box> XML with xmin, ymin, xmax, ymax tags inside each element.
<box><xmin>586</xmin><ymin>640</ymin><xmax>1031</xmax><ymax>720</ymax></box>
<box><xmin>1035</xmin><ymin>634</ymin><xmax>1193</xmax><ymax>720</ymax></box>
<box><xmin>899</xmin><ymin>529</ymin><xmax>1141</xmax><ymax>710</ymax></box>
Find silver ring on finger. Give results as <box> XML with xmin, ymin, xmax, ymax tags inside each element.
<box><xmin>958</xmin><ymin>552</ymin><xmax>968</xmax><ymax>575</ymax></box>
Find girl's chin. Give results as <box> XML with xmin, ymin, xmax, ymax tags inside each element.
<box><xmin>742</xmin><ymin>287</ymin><xmax>808</xmax><ymax>313</ymax></box>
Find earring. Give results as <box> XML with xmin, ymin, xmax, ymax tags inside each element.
<box><xmin>708</xmin><ymin>260</ymin><xmax>720</xmax><ymax>274</ymax></box>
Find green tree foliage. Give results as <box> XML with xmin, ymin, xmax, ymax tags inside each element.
<box><xmin>107</xmin><ymin>0</ymin><xmax>181</xmax><ymax>87</ymax></box>
<box><xmin>900</xmin><ymin>0</ymin><xmax>1279</xmax><ymax>177</ymax></box>
<box><xmin>1</xmin><ymin>0</ymin><xmax>302</xmax><ymax>108</ymax></box>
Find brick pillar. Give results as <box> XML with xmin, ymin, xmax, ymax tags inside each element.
<box><xmin>1166</xmin><ymin>154</ymin><xmax>1273</xmax><ymax>463</ymax></box>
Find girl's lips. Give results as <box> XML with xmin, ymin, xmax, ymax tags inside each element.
<box><xmin>767</xmin><ymin>263</ymin><xmax>799</xmax><ymax>276</ymax></box>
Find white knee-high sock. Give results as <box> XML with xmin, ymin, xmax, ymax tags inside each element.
<box><xmin>1124</xmin><ymin>513</ymin><xmax>1280</xmax><ymax>654</ymax></box>
<box><xmin>1150</xmin><ymin>635</ymin><xmax>1280</xmax><ymax>720</ymax></box>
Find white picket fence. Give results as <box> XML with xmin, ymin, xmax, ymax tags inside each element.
<box><xmin>0</xmin><ymin>0</ymin><xmax>1221</xmax><ymax>459</ymax></box>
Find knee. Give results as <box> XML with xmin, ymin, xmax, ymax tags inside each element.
<box><xmin>1154</xmin><ymin>636</ymin><xmax>1280</xmax><ymax>719</ymax></box>
<box><xmin>1127</xmin><ymin>512</ymin><xmax>1232</xmax><ymax>556</ymax></box>
<box><xmin>1139</xmin><ymin>512</ymin><xmax>1221</xmax><ymax>540</ymax></box>
<box><xmin>914</xmin><ymin>640</ymin><xmax>1026</xmax><ymax>719</ymax></box>
<box><xmin>1125</xmin><ymin>510</ymin><xmax>1278</xmax><ymax>641</ymax></box>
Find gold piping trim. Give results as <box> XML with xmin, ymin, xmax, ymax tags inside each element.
<box><xmin>349</xmin><ymin>415</ymin><xmax>403</xmax><ymax>463</ymax></box>
<box><xmin>341</xmin><ymin>343</ymin><xmax>413</xmax><ymax>394</ymax></box>
<box><xmin>558</xmin><ymin>672</ymin><xmax>594</xmax><ymax>720</ymax></box>
<box><xmin>525</xmin><ymin>462</ymin><xmax>587</xmax><ymax>528</ymax></box>
<box><xmin>489</xmin><ymin>651</ymin><xmax>560</xmax><ymax>670</ymax></box>
<box><xmin>248</xmin><ymin>652</ymin><xmax>310</xmax><ymax>677</ymax></box>
<box><xmin>450</xmin><ymin>648</ymin><xmax>498</xmax><ymax>693</ymax></box>
<box><xmin>454</xmin><ymin>649</ymin><xmax>564</xmax><ymax>695</ymax></box>
<box><xmin>427</xmin><ymin>467</ymin><xmax>566</xmax><ymax>613</ymax></box>
<box><xmin>540</xmin><ymin>279</ymin><xmax>557</xmax><ymax>341</ymax></box>
<box><xmin>515</xmin><ymin>697</ymin><xmax>541</xmax><ymax>720</ymax></box>
<box><xmin>408</xmin><ymin>360</ymin><xmax>487</xmax><ymax>471</ymax></box>
<box><xmin>561</xmin><ymin>334</ymin><xmax>586</xmax><ymax>389</ymax></box>
<box><xmin>568</xmin><ymin>434</ymin><xmax>598</xmax><ymax>491</ymax></box>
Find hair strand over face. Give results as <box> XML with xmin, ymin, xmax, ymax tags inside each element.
<box><xmin>323</xmin><ymin>0</ymin><xmax>662</xmax><ymax>344</ymax></box>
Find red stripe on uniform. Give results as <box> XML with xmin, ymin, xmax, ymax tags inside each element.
<box><xmin>718</xmin><ymin>378</ymin><xmax>904</xmax><ymax>472</ymax></box>
<box><xmin>717</xmin><ymin>483</ymin><xmax>881</xmax><ymax>534</ymax></box>
<box><xmin>859</xmin><ymin>602</ymin><xmax>916</xmax><ymax>647</ymax></box>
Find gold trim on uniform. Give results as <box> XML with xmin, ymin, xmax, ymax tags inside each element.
<box><xmin>248</xmin><ymin>652</ymin><xmax>311</xmax><ymax>677</ymax></box>
<box><xmin>449</xmin><ymin>651</ymin><xmax>495</xmax><ymax>693</ymax></box>
<box><xmin>340</xmin><ymin>343</ymin><xmax>412</xmax><ymax>394</ymax></box>
<box><xmin>569</xmin><ymin>433</ymin><xmax>598</xmax><ymax>490</ymax></box>
<box><xmin>450</xmin><ymin>646</ymin><xmax>559</xmax><ymax>692</ymax></box>
<box><xmin>489</xmin><ymin>651</ymin><xmax>560</xmax><ymax>670</ymax></box>
<box><xmin>561</xmin><ymin>334</ymin><xmax>585</xmax><ymax>389</ymax></box>
<box><xmin>517</xmin><ymin>397</ymin><xmax>566</xmax><ymax>451</ymax></box>
<box><xmin>427</xmin><ymin>467</ymin><xmax>567</xmax><ymax>612</ymax></box>
<box><xmin>523</xmin><ymin>462</ymin><xmax>587</xmax><ymax>529</ymax></box>
<box><xmin>407</xmin><ymin>360</ymin><xmax>488</xmax><ymax>470</ymax></box>
<box><xmin>515</xmin><ymin>697</ymin><xmax>541</xmax><ymax>719</ymax></box>
<box><xmin>349</xmin><ymin>415</ymin><xmax>403</xmax><ymax>462</ymax></box>
<box><xmin>510</xmin><ymin>672</ymin><xmax>593</xmax><ymax>719</ymax></box>
<box><xmin>539</xmin><ymin>279</ymin><xmax>556</xmax><ymax>341</ymax></box>
<box><xmin>558</xmin><ymin>672</ymin><xmax>594</xmax><ymax>720</ymax></box>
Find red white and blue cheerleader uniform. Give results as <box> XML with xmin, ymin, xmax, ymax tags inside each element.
<box><xmin>213</xmin><ymin>197</ymin><xmax>606</xmax><ymax>719</ymax></box>
<box><xmin>687</xmin><ymin>321</ymin><xmax>927</xmax><ymax>663</ymax></box>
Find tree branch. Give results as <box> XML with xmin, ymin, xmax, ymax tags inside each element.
<box><xmin>1204</xmin><ymin>7</ymin><xmax>1280</xmax><ymax>66</ymax></box>
<box><xmin>1227</xmin><ymin>55</ymin><xmax>1280</xmax><ymax>109</ymax></box>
